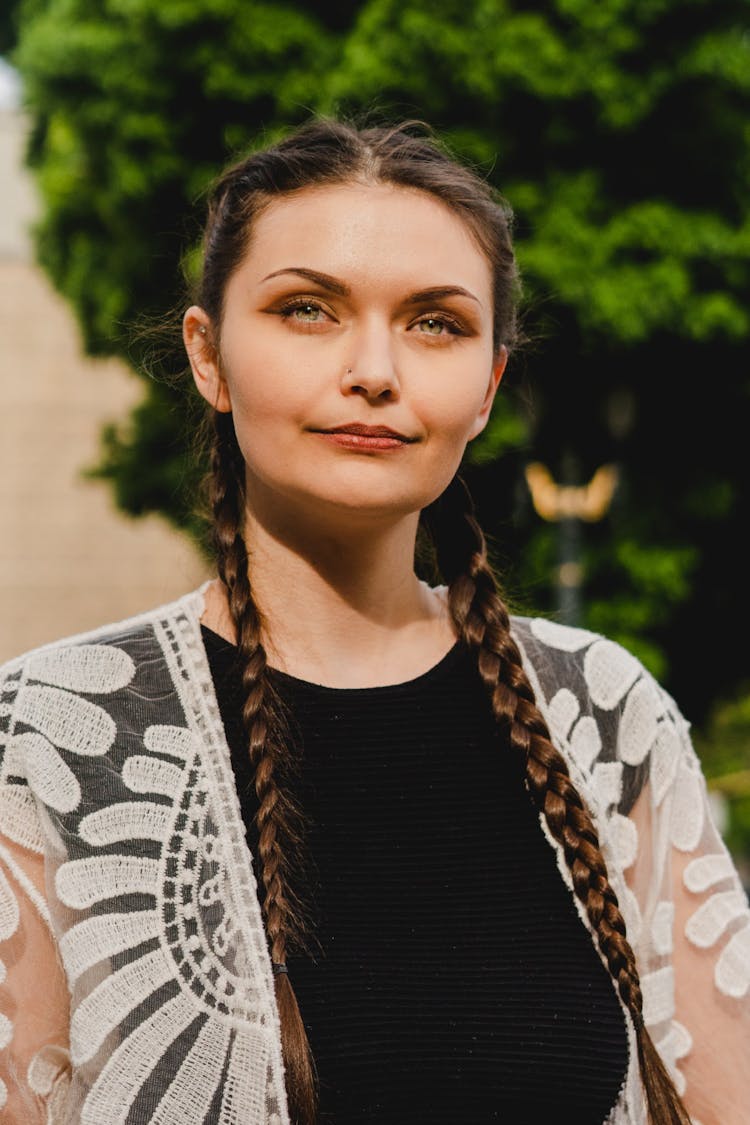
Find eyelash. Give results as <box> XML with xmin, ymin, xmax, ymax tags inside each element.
<box><xmin>276</xmin><ymin>297</ymin><xmax>468</xmax><ymax>338</ymax></box>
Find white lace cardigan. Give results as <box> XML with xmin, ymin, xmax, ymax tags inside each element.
<box><xmin>0</xmin><ymin>584</ymin><xmax>747</xmax><ymax>1124</ymax></box>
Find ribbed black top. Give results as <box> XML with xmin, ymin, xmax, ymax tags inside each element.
<box><xmin>203</xmin><ymin>625</ymin><xmax>629</xmax><ymax>1124</ymax></box>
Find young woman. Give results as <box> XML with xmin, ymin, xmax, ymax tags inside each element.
<box><xmin>0</xmin><ymin>117</ymin><xmax>747</xmax><ymax>1125</ymax></box>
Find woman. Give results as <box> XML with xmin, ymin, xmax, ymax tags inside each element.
<box><xmin>0</xmin><ymin>117</ymin><xmax>747</xmax><ymax>1125</ymax></box>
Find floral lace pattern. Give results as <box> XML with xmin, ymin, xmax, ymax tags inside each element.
<box><xmin>0</xmin><ymin>590</ymin><xmax>747</xmax><ymax>1123</ymax></box>
<box><xmin>517</xmin><ymin>617</ymin><xmax>750</xmax><ymax>1125</ymax></box>
<box><xmin>0</xmin><ymin>600</ymin><xmax>283</xmax><ymax>1124</ymax></box>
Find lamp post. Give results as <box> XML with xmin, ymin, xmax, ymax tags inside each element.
<box><xmin>524</xmin><ymin>460</ymin><xmax>619</xmax><ymax>625</ymax></box>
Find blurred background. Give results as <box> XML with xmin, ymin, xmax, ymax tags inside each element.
<box><xmin>0</xmin><ymin>0</ymin><xmax>748</xmax><ymax>874</ymax></box>
<box><xmin>0</xmin><ymin>53</ymin><xmax>208</xmax><ymax>659</ymax></box>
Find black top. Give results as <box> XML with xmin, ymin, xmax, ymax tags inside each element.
<box><xmin>203</xmin><ymin>626</ymin><xmax>629</xmax><ymax>1124</ymax></box>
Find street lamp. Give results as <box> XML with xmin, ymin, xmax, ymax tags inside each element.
<box><xmin>524</xmin><ymin>461</ymin><xmax>619</xmax><ymax>625</ymax></box>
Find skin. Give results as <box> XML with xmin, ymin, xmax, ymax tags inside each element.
<box><xmin>185</xmin><ymin>181</ymin><xmax>506</xmax><ymax>687</ymax></box>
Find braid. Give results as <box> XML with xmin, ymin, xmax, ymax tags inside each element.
<box><xmin>423</xmin><ymin>475</ymin><xmax>691</xmax><ymax>1125</ymax></box>
<box><xmin>210</xmin><ymin>411</ymin><xmax>318</xmax><ymax>1125</ymax></box>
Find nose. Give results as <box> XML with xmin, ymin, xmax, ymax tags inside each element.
<box><xmin>340</xmin><ymin>319</ymin><xmax>400</xmax><ymax>401</ymax></box>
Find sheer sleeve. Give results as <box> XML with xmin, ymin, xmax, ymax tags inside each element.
<box><xmin>624</xmin><ymin>680</ymin><xmax>750</xmax><ymax>1125</ymax></box>
<box><xmin>0</xmin><ymin>674</ymin><xmax>71</xmax><ymax>1123</ymax></box>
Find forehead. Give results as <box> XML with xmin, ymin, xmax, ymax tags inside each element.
<box><xmin>238</xmin><ymin>181</ymin><xmax>492</xmax><ymax>296</ymax></box>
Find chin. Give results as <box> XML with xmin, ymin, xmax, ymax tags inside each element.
<box><xmin>293</xmin><ymin>486</ymin><xmax>430</xmax><ymax>523</ymax></box>
<box><xmin>249</xmin><ymin>467</ymin><xmax>453</xmax><ymax>526</ymax></box>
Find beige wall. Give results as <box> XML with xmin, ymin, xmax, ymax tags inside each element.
<box><xmin>0</xmin><ymin>108</ymin><xmax>209</xmax><ymax>663</ymax></box>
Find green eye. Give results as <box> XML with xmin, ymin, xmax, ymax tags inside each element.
<box><xmin>278</xmin><ymin>299</ymin><xmax>327</xmax><ymax>323</ymax></box>
<box><xmin>294</xmin><ymin>303</ymin><xmax>321</xmax><ymax>321</ymax></box>
<box><xmin>419</xmin><ymin>318</ymin><xmax>445</xmax><ymax>335</ymax></box>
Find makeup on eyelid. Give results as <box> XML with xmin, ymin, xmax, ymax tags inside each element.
<box><xmin>187</xmin><ymin>181</ymin><xmax>505</xmax><ymax>523</ymax></box>
<box><xmin>272</xmin><ymin>295</ymin><xmax>475</xmax><ymax>338</ymax></box>
<box><xmin>277</xmin><ymin>297</ymin><xmax>470</xmax><ymax>335</ymax></box>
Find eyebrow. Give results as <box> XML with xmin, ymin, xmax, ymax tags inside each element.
<box><xmin>260</xmin><ymin>267</ymin><xmax>481</xmax><ymax>306</ymax></box>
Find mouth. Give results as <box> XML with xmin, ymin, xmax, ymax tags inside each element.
<box><xmin>314</xmin><ymin>423</ymin><xmax>416</xmax><ymax>443</ymax></box>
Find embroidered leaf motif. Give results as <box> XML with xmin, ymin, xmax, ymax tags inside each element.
<box><xmin>650</xmin><ymin>721</ymin><xmax>681</xmax><ymax>807</ymax></box>
<box><xmin>618</xmin><ymin>677</ymin><xmax>661</xmax><ymax>766</ymax></box>
<box><xmin>80</xmin><ymin>994</ymin><xmax>203</xmax><ymax>1125</ymax></box>
<box><xmin>583</xmin><ymin>640</ymin><xmax>641</xmax><ymax>710</ymax></box>
<box><xmin>150</xmin><ymin>1018</ymin><xmax>232</xmax><ymax>1124</ymax></box>
<box><xmin>651</xmin><ymin>902</ymin><xmax>675</xmax><ymax>956</ymax></box>
<box><xmin>0</xmin><ymin>785</ymin><xmax>45</xmax><ymax>851</ymax></box>
<box><xmin>685</xmin><ymin>890</ymin><xmax>749</xmax><ymax>948</ymax></box>
<box><xmin>0</xmin><ymin>867</ymin><xmax>20</xmax><ymax>941</ymax></box>
<box><xmin>60</xmin><ymin>910</ymin><xmax>161</xmax><ymax>986</ymax></box>
<box><xmin>653</xmin><ymin>1020</ymin><xmax>692</xmax><ymax>1096</ymax></box>
<box><xmin>641</xmin><ymin>965</ymin><xmax>675</xmax><ymax>1026</ymax></box>
<box><xmin>25</xmin><ymin>645</ymin><xmax>136</xmax><ymax>694</ymax></box>
<box><xmin>70</xmin><ymin>948</ymin><xmax>176</xmax><ymax>1065</ymax></box>
<box><xmin>0</xmin><ymin>1012</ymin><xmax>12</xmax><ymax>1050</ymax></box>
<box><xmin>609</xmin><ymin>813</ymin><xmax>638</xmax><ymax>870</ymax></box>
<box><xmin>219</xmin><ymin>1027</ymin><xmax>273</xmax><ymax>1124</ymax></box>
<box><xmin>123</xmin><ymin>755</ymin><xmax>183</xmax><ymax>797</ymax></box>
<box><xmin>570</xmin><ymin>715</ymin><xmax>602</xmax><ymax>772</ymax></box>
<box><xmin>15</xmin><ymin>685</ymin><xmax>116</xmax><ymax>756</ymax></box>
<box><xmin>591</xmin><ymin>761</ymin><xmax>623</xmax><ymax>810</ymax></box>
<box><xmin>670</xmin><ymin>762</ymin><xmax>705</xmax><ymax>852</ymax></box>
<box><xmin>56</xmin><ymin>855</ymin><xmax>160</xmax><ymax>910</ymax></box>
<box><xmin>529</xmin><ymin>618</ymin><xmax>597</xmax><ymax>651</ymax></box>
<box><xmin>683</xmin><ymin>853</ymin><xmax>737</xmax><ymax>893</ymax></box>
<box><xmin>16</xmin><ymin>731</ymin><xmax>81</xmax><ymax>813</ymax></box>
<box><xmin>715</xmin><ymin>923</ymin><xmax>750</xmax><ymax>999</ymax></box>
<box><xmin>144</xmin><ymin>724</ymin><xmax>199</xmax><ymax>761</ymax></box>
<box><xmin>547</xmin><ymin>687</ymin><xmax>580</xmax><ymax>742</ymax></box>
<box><xmin>78</xmin><ymin>801</ymin><xmax>172</xmax><ymax>846</ymax></box>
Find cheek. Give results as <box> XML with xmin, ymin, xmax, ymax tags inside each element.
<box><xmin>418</xmin><ymin>379</ymin><xmax>489</xmax><ymax>444</ymax></box>
<box><xmin>221</xmin><ymin>344</ymin><xmax>312</xmax><ymax>429</ymax></box>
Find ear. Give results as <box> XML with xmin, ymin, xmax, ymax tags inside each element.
<box><xmin>467</xmin><ymin>345</ymin><xmax>507</xmax><ymax>441</ymax></box>
<box><xmin>183</xmin><ymin>306</ymin><xmax>232</xmax><ymax>413</ymax></box>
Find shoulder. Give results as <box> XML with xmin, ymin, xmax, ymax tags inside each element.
<box><xmin>512</xmin><ymin>612</ymin><xmax>647</xmax><ymax>706</ymax></box>
<box><xmin>0</xmin><ymin>586</ymin><xmax>208</xmax><ymax>842</ymax></box>
<box><xmin>0</xmin><ymin>585</ymin><xmax>210</xmax><ymax>762</ymax></box>
<box><xmin>509</xmin><ymin>615</ymin><xmax>692</xmax><ymax>808</ymax></box>
<box><xmin>0</xmin><ymin>584</ymin><xmax>208</xmax><ymax>685</ymax></box>
<box><xmin>509</xmin><ymin>614</ymin><xmax>674</xmax><ymax>717</ymax></box>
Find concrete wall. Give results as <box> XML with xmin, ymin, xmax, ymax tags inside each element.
<box><xmin>0</xmin><ymin>108</ymin><xmax>208</xmax><ymax>663</ymax></box>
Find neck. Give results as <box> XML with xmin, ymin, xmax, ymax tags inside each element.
<box><xmin>202</xmin><ymin>497</ymin><xmax>455</xmax><ymax>688</ymax></box>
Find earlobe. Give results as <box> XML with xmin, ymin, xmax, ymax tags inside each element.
<box><xmin>183</xmin><ymin>306</ymin><xmax>232</xmax><ymax>413</ymax></box>
<box><xmin>468</xmin><ymin>345</ymin><xmax>508</xmax><ymax>440</ymax></box>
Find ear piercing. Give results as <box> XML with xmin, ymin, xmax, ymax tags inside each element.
<box><xmin>198</xmin><ymin>325</ymin><xmax>207</xmax><ymax>336</ymax></box>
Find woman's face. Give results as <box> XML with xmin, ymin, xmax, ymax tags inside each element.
<box><xmin>185</xmin><ymin>181</ymin><xmax>506</xmax><ymax>528</ymax></box>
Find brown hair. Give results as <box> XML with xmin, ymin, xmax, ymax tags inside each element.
<box><xmin>194</xmin><ymin>115</ymin><xmax>689</xmax><ymax>1125</ymax></box>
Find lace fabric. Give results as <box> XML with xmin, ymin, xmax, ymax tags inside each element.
<box><xmin>0</xmin><ymin>590</ymin><xmax>747</xmax><ymax>1123</ymax></box>
<box><xmin>519</xmin><ymin>619</ymin><xmax>750</xmax><ymax>1125</ymax></box>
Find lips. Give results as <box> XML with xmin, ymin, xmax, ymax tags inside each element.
<box><xmin>315</xmin><ymin>423</ymin><xmax>416</xmax><ymax>442</ymax></box>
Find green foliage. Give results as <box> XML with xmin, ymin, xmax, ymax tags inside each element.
<box><xmin>469</xmin><ymin>389</ymin><xmax>530</xmax><ymax>465</ymax></box>
<box><xmin>11</xmin><ymin>0</ymin><xmax>750</xmax><ymax>766</ymax></box>
<box><xmin>0</xmin><ymin>1</ymin><xmax>21</xmax><ymax>55</ymax></box>
<box><xmin>14</xmin><ymin>0</ymin><xmax>341</xmax><ymax>355</ymax></box>
<box><xmin>693</xmin><ymin>688</ymin><xmax>750</xmax><ymax>863</ymax></box>
<box><xmin>583</xmin><ymin>538</ymin><xmax>699</xmax><ymax>683</ymax></box>
<box><xmin>87</xmin><ymin>378</ymin><xmax>209</xmax><ymax>542</ymax></box>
